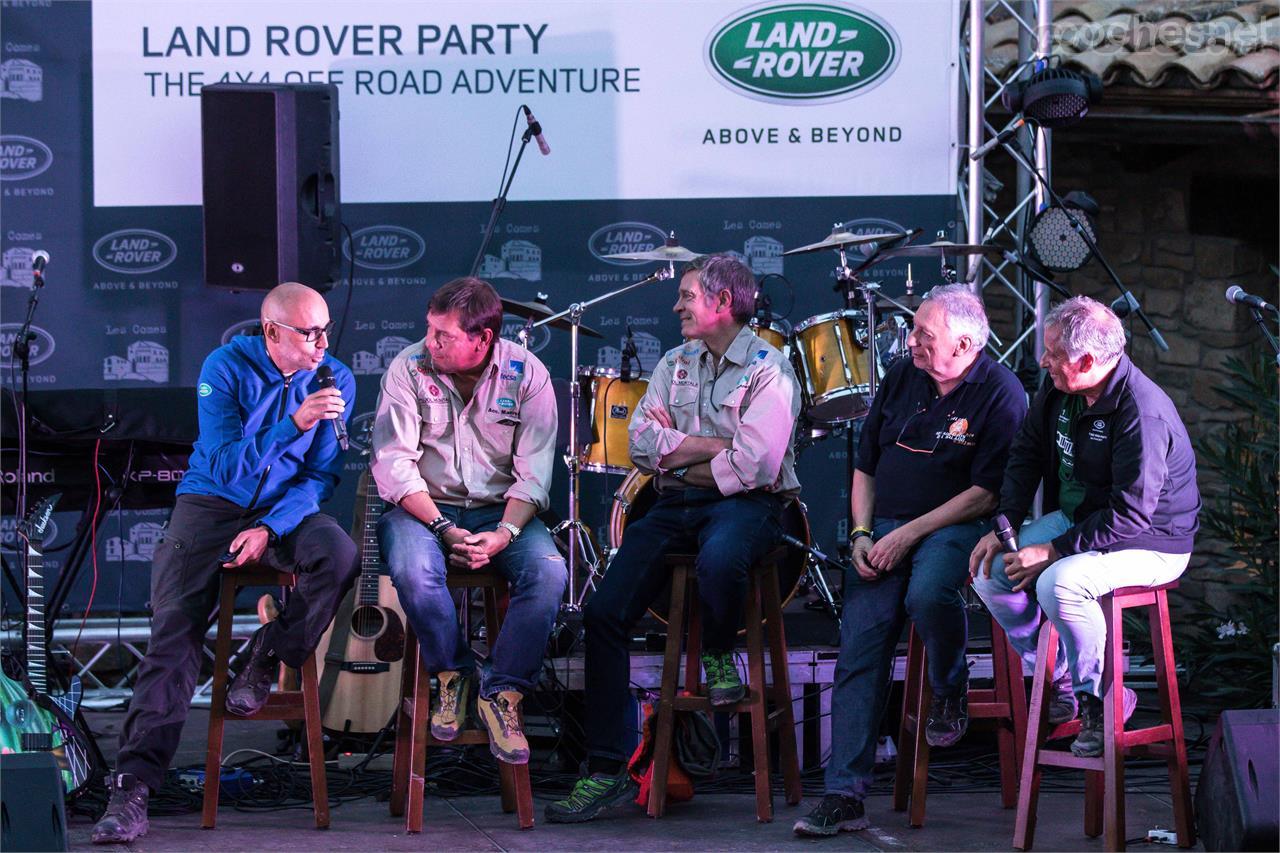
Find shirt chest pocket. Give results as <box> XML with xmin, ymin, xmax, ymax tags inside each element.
<box><xmin>419</xmin><ymin>399</ymin><xmax>452</xmax><ymax>440</ymax></box>
<box><xmin>669</xmin><ymin>383</ymin><xmax>700</xmax><ymax>408</ymax></box>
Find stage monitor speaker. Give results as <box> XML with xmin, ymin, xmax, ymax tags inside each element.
<box><xmin>0</xmin><ymin>752</ymin><xmax>69</xmax><ymax>852</ymax></box>
<box><xmin>201</xmin><ymin>83</ymin><xmax>341</xmax><ymax>293</ymax></box>
<box><xmin>1195</xmin><ymin>708</ymin><xmax>1279</xmax><ymax>852</ymax></box>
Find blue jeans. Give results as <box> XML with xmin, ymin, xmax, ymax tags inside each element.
<box><xmin>583</xmin><ymin>487</ymin><xmax>785</xmax><ymax>765</ymax></box>
<box><xmin>378</xmin><ymin>504</ymin><xmax>567</xmax><ymax>698</ymax></box>
<box><xmin>824</xmin><ymin>516</ymin><xmax>986</xmax><ymax>799</ymax></box>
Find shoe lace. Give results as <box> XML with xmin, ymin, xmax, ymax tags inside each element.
<box><xmin>816</xmin><ymin>794</ymin><xmax>850</xmax><ymax>819</ymax></box>
<box><xmin>567</xmin><ymin>775</ymin><xmax>610</xmax><ymax>807</ymax></box>
<box><xmin>438</xmin><ymin>677</ymin><xmax>460</xmax><ymax>715</ymax></box>
<box><xmin>496</xmin><ymin>697</ymin><xmax>522</xmax><ymax>734</ymax></box>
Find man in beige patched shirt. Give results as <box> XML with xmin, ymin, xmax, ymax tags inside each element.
<box><xmin>549</xmin><ymin>254</ymin><xmax>801</xmax><ymax>823</ymax></box>
<box><xmin>371</xmin><ymin>277</ymin><xmax>567</xmax><ymax>767</ymax></box>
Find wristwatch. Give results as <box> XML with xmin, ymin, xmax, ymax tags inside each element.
<box><xmin>497</xmin><ymin>521</ymin><xmax>523</xmax><ymax>542</ymax></box>
<box><xmin>254</xmin><ymin>524</ymin><xmax>279</xmax><ymax>546</ymax></box>
<box><xmin>671</xmin><ymin>466</ymin><xmax>690</xmax><ymax>481</ymax></box>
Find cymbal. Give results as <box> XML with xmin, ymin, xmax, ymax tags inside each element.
<box><xmin>877</xmin><ymin>240</ymin><xmax>1003</xmax><ymax>259</ymax></box>
<box><xmin>502</xmin><ymin>296</ymin><xmax>603</xmax><ymax>339</ymax></box>
<box><xmin>783</xmin><ymin>229</ymin><xmax>904</xmax><ymax>257</ymax></box>
<box><xmin>602</xmin><ymin>244</ymin><xmax>701</xmax><ymax>263</ymax></box>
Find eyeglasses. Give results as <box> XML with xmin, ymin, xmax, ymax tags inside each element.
<box><xmin>894</xmin><ymin>405</ymin><xmax>944</xmax><ymax>456</ymax></box>
<box><xmin>267</xmin><ymin>318</ymin><xmax>334</xmax><ymax>343</ymax></box>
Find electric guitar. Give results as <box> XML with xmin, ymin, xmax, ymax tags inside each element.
<box><xmin>0</xmin><ymin>494</ymin><xmax>98</xmax><ymax>796</ymax></box>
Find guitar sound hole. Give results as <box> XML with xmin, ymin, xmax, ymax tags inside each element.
<box><xmin>349</xmin><ymin>606</ymin><xmax>385</xmax><ymax>640</ymax></box>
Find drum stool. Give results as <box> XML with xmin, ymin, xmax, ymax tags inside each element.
<box><xmin>893</xmin><ymin>613</ymin><xmax>1028</xmax><ymax>826</ymax></box>
<box><xmin>389</xmin><ymin>569</ymin><xmax>534</xmax><ymax>832</ymax></box>
<box><xmin>1013</xmin><ymin>581</ymin><xmax>1193</xmax><ymax>851</ymax></box>
<box><xmin>203</xmin><ymin>566</ymin><xmax>329</xmax><ymax>829</ymax></box>
<box><xmin>647</xmin><ymin>545</ymin><xmax>802</xmax><ymax>822</ymax></box>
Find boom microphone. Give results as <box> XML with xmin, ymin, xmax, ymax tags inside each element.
<box><xmin>31</xmin><ymin>250</ymin><xmax>49</xmax><ymax>278</ymax></box>
<box><xmin>315</xmin><ymin>365</ymin><xmax>349</xmax><ymax>451</ymax></box>
<box><xmin>1225</xmin><ymin>284</ymin><xmax>1277</xmax><ymax>314</ymax></box>
<box><xmin>992</xmin><ymin>513</ymin><xmax>1019</xmax><ymax>553</ymax></box>
<box><xmin>522</xmin><ymin>105</ymin><xmax>551</xmax><ymax>156</ymax></box>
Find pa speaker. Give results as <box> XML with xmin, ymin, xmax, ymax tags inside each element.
<box><xmin>0</xmin><ymin>752</ymin><xmax>69</xmax><ymax>852</ymax></box>
<box><xmin>1195</xmin><ymin>708</ymin><xmax>1279</xmax><ymax>851</ymax></box>
<box><xmin>201</xmin><ymin>83</ymin><xmax>341</xmax><ymax>292</ymax></box>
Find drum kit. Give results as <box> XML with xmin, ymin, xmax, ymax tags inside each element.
<box><xmin>503</xmin><ymin>227</ymin><xmax>1003</xmax><ymax>622</ymax></box>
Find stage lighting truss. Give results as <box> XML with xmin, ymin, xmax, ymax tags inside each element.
<box><xmin>1027</xmin><ymin>192</ymin><xmax>1099</xmax><ymax>274</ymax></box>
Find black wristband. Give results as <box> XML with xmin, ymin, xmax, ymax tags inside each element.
<box><xmin>427</xmin><ymin>516</ymin><xmax>455</xmax><ymax>537</ymax></box>
<box><xmin>255</xmin><ymin>524</ymin><xmax>279</xmax><ymax>546</ymax></box>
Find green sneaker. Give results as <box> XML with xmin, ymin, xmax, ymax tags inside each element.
<box><xmin>701</xmin><ymin>651</ymin><xmax>746</xmax><ymax>706</ymax></box>
<box><xmin>544</xmin><ymin>772</ymin><xmax>638</xmax><ymax>823</ymax></box>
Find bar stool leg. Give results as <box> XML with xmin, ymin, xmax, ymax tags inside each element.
<box><xmin>1150</xmin><ymin>591</ymin><xmax>1194</xmax><ymax>848</ymax></box>
<box><xmin>389</xmin><ymin>637</ymin><xmax>418</xmax><ymax>818</ymax></box>
<box><xmin>991</xmin><ymin>620</ymin><xmax>1024</xmax><ymax>809</ymax></box>
<box><xmin>743</xmin><ymin>574</ymin><xmax>773</xmax><ymax>823</ymax></box>
<box><xmin>648</xmin><ymin>562</ymin><xmax>689</xmax><ymax>819</ymax></box>
<box><xmin>1102</xmin><ymin>596</ymin><xmax>1127</xmax><ymax>851</ymax></box>
<box><xmin>201</xmin><ymin>577</ymin><xmax>238</xmax><ymax>829</ymax></box>
<box><xmin>761</xmin><ymin>560</ymin><xmax>801</xmax><ymax>806</ymax></box>
<box><xmin>405</xmin><ymin>655</ymin><xmax>430</xmax><ymax>834</ymax></box>
<box><xmin>1013</xmin><ymin>622</ymin><xmax>1059</xmax><ymax>851</ymax></box>
<box><xmin>893</xmin><ymin>626</ymin><xmax>923</xmax><ymax>814</ymax></box>
<box><xmin>300</xmin><ymin>655</ymin><xmax>330</xmax><ymax>829</ymax></box>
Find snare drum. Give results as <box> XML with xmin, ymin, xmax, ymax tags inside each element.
<box><xmin>607</xmin><ymin>470</ymin><xmax>810</xmax><ymax>627</ymax></box>
<box><xmin>749</xmin><ymin>315</ymin><xmax>790</xmax><ymax>354</ymax></box>
<box><xmin>578</xmin><ymin>366</ymin><xmax>648</xmax><ymax>474</ymax></box>
<box><xmin>793</xmin><ymin>309</ymin><xmax>875</xmax><ymax>424</ymax></box>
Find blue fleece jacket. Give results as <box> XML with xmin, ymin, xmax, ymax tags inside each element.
<box><xmin>177</xmin><ymin>335</ymin><xmax>356</xmax><ymax>537</ymax></box>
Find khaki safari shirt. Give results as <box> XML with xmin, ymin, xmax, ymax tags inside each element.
<box><xmin>629</xmin><ymin>324</ymin><xmax>801</xmax><ymax>498</ymax></box>
<box><xmin>371</xmin><ymin>336</ymin><xmax>557</xmax><ymax>510</ymax></box>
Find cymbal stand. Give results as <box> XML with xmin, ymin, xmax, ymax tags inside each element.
<box><xmin>532</xmin><ymin>265</ymin><xmax>674</xmax><ymax>611</ymax></box>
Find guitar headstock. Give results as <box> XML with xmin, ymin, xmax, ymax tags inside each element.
<box><xmin>17</xmin><ymin>494</ymin><xmax>60</xmax><ymax>552</ymax></box>
<box><xmin>358</xmin><ymin>417</ymin><xmax>375</xmax><ymax>458</ymax></box>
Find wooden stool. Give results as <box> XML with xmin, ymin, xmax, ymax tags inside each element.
<box><xmin>203</xmin><ymin>567</ymin><xmax>329</xmax><ymax>829</ymax></box>
<box><xmin>389</xmin><ymin>569</ymin><xmax>534</xmax><ymax>832</ymax></box>
<box><xmin>648</xmin><ymin>545</ymin><xmax>802</xmax><ymax>822</ymax></box>
<box><xmin>1013</xmin><ymin>581</ymin><xmax>1194</xmax><ymax>851</ymax></box>
<box><xmin>893</xmin><ymin>614</ymin><xmax>1028</xmax><ymax>826</ymax></box>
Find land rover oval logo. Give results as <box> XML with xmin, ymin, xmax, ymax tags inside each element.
<box><xmin>500</xmin><ymin>314</ymin><xmax>551</xmax><ymax>354</ymax></box>
<box><xmin>0</xmin><ymin>322</ymin><xmax>54</xmax><ymax>365</ymax></box>
<box><xmin>706</xmin><ymin>3</ymin><xmax>899</xmax><ymax>104</ymax></box>
<box><xmin>342</xmin><ymin>225</ymin><xmax>426</xmax><ymax>271</ymax></box>
<box><xmin>0</xmin><ymin>134</ymin><xmax>54</xmax><ymax>181</ymax></box>
<box><xmin>589</xmin><ymin>222</ymin><xmax>669</xmax><ymax>267</ymax></box>
<box><xmin>92</xmin><ymin>229</ymin><xmax>178</xmax><ymax>274</ymax></box>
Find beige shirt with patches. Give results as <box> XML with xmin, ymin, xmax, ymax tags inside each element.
<box><xmin>629</xmin><ymin>324</ymin><xmax>801</xmax><ymax>499</ymax></box>
<box><xmin>371</xmin><ymin>337</ymin><xmax>557</xmax><ymax>510</ymax></box>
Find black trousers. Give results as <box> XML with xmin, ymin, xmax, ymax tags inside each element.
<box><xmin>115</xmin><ymin>494</ymin><xmax>360</xmax><ymax>792</ymax></box>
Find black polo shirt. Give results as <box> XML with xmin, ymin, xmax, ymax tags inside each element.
<box><xmin>856</xmin><ymin>352</ymin><xmax>1027</xmax><ymax>520</ymax></box>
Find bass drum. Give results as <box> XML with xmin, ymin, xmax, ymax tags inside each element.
<box><xmin>607</xmin><ymin>470</ymin><xmax>810</xmax><ymax>627</ymax></box>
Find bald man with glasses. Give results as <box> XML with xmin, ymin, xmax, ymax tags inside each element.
<box><xmin>93</xmin><ymin>283</ymin><xmax>361</xmax><ymax>844</ymax></box>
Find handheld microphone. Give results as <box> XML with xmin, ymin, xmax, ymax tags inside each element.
<box><xmin>1225</xmin><ymin>284</ymin><xmax>1277</xmax><ymax>314</ymax></box>
<box><xmin>522</xmin><ymin>105</ymin><xmax>551</xmax><ymax>156</ymax></box>
<box><xmin>992</xmin><ymin>513</ymin><xmax>1019</xmax><ymax>553</ymax></box>
<box><xmin>315</xmin><ymin>365</ymin><xmax>349</xmax><ymax>451</ymax></box>
<box><xmin>31</xmin><ymin>250</ymin><xmax>49</xmax><ymax>279</ymax></box>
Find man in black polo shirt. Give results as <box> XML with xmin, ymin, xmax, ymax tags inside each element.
<box><xmin>969</xmin><ymin>296</ymin><xmax>1199</xmax><ymax>758</ymax></box>
<box><xmin>795</xmin><ymin>283</ymin><xmax>1027</xmax><ymax>837</ymax></box>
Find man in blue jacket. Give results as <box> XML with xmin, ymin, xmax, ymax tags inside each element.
<box><xmin>970</xmin><ymin>296</ymin><xmax>1199</xmax><ymax>759</ymax></box>
<box><xmin>93</xmin><ymin>283</ymin><xmax>360</xmax><ymax>844</ymax></box>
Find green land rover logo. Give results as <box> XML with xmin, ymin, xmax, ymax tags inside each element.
<box><xmin>706</xmin><ymin>2</ymin><xmax>899</xmax><ymax>104</ymax></box>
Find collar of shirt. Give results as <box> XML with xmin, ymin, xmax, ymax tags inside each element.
<box><xmin>690</xmin><ymin>324</ymin><xmax>757</xmax><ymax>370</ymax></box>
<box><xmin>418</xmin><ymin>337</ymin><xmax>527</xmax><ymax>401</ymax></box>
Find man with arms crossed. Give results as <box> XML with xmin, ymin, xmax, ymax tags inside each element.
<box><xmin>795</xmin><ymin>284</ymin><xmax>1026</xmax><ymax>836</ymax></box>
<box><xmin>971</xmin><ymin>296</ymin><xmax>1199</xmax><ymax>758</ymax></box>
<box><xmin>372</xmin><ymin>277</ymin><xmax>566</xmax><ymax>765</ymax></box>
<box><xmin>547</xmin><ymin>253</ymin><xmax>802</xmax><ymax>823</ymax></box>
<box><xmin>93</xmin><ymin>282</ymin><xmax>360</xmax><ymax>844</ymax></box>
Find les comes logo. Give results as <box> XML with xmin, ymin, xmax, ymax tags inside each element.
<box><xmin>706</xmin><ymin>2</ymin><xmax>899</xmax><ymax>104</ymax></box>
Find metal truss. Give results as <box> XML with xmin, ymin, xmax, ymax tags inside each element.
<box><xmin>959</xmin><ymin>0</ymin><xmax>1054</xmax><ymax>373</ymax></box>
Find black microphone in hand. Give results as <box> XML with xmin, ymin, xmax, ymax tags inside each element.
<box><xmin>522</xmin><ymin>105</ymin><xmax>551</xmax><ymax>156</ymax></box>
<box><xmin>315</xmin><ymin>365</ymin><xmax>349</xmax><ymax>451</ymax></box>
<box><xmin>993</xmin><ymin>513</ymin><xmax>1018</xmax><ymax>553</ymax></box>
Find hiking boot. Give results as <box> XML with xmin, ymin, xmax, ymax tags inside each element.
<box><xmin>1048</xmin><ymin>675</ymin><xmax>1079</xmax><ymax>725</ymax></box>
<box><xmin>545</xmin><ymin>772</ymin><xmax>638</xmax><ymax>824</ymax></box>
<box><xmin>91</xmin><ymin>773</ymin><xmax>149</xmax><ymax>844</ymax></box>
<box><xmin>431</xmin><ymin>670</ymin><xmax>470</xmax><ymax>742</ymax></box>
<box><xmin>701</xmin><ymin>651</ymin><xmax>746</xmax><ymax>706</ymax></box>
<box><xmin>477</xmin><ymin>690</ymin><xmax>529</xmax><ymax>764</ymax></box>
<box><xmin>793</xmin><ymin>793</ymin><xmax>869</xmax><ymax>836</ymax></box>
<box><xmin>925</xmin><ymin>686</ymin><xmax>969</xmax><ymax>748</ymax></box>
<box><xmin>226</xmin><ymin>624</ymin><xmax>278</xmax><ymax>716</ymax></box>
<box><xmin>1071</xmin><ymin>688</ymin><xmax>1137</xmax><ymax>757</ymax></box>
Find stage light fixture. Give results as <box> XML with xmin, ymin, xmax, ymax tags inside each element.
<box><xmin>1027</xmin><ymin>191</ymin><xmax>1099</xmax><ymax>274</ymax></box>
<box><xmin>1002</xmin><ymin>60</ymin><xmax>1103</xmax><ymax>129</ymax></box>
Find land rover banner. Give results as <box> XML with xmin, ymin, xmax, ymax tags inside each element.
<box><xmin>2</xmin><ymin>0</ymin><xmax>959</xmax><ymax>567</ymax></box>
<box><xmin>91</xmin><ymin>0</ymin><xmax>959</xmax><ymax>205</ymax></box>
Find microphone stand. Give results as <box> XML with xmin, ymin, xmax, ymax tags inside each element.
<box><xmin>469</xmin><ymin>108</ymin><xmax>537</xmax><ymax>278</ymax></box>
<box><xmin>1246</xmin><ymin>306</ymin><xmax>1280</xmax><ymax>364</ymax></box>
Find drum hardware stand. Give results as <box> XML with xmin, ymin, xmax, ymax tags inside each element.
<box><xmin>779</xmin><ymin>534</ymin><xmax>843</xmax><ymax>625</ymax></box>
<box><xmin>532</xmin><ymin>265</ymin><xmax>675</xmax><ymax>612</ymax></box>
